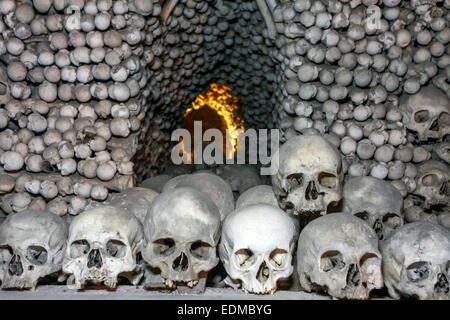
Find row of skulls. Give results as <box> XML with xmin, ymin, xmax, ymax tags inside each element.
<box><xmin>0</xmin><ymin>134</ymin><xmax>449</xmax><ymax>299</ymax></box>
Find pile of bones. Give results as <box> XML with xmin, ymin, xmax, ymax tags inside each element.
<box><xmin>0</xmin><ymin>0</ymin><xmax>449</xmax><ymax>300</ymax></box>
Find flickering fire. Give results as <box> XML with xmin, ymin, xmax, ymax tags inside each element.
<box><xmin>182</xmin><ymin>83</ymin><xmax>245</xmax><ymax>159</ymax></box>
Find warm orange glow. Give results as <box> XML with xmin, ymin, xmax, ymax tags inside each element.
<box><xmin>183</xmin><ymin>83</ymin><xmax>245</xmax><ymax>159</ymax></box>
<box><xmin>179</xmin><ymin>137</ymin><xmax>192</xmax><ymax>163</ymax></box>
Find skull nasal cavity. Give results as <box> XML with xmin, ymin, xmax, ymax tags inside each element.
<box><xmin>257</xmin><ymin>261</ymin><xmax>270</xmax><ymax>284</ymax></box>
<box><xmin>434</xmin><ymin>273</ymin><xmax>449</xmax><ymax>294</ymax></box>
<box><xmin>87</xmin><ymin>249</ymin><xmax>102</xmax><ymax>269</ymax></box>
<box><xmin>346</xmin><ymin>264</ymin><xmax>361</xmax><ymax>287</ymax></box>
<box><xmin>8</xmin><ymin>255</ymin><xmax>23</xmax><ymax>276</ymax></box>
<box><xmin>305</xmin><ymin>181</ymin><xmax>319</xmax><ymax>200</ymax></box>
<box><xmin>172</xmin><ymin>252</ymin><xmax>189</xmax><ymax>272</ymax></box>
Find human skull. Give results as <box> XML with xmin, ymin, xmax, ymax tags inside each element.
<box><xmin>142</xmin><ymin>187</ymin><xmax>221</xmax><ymax>288</ymax></box>
<box><xmin>297</xmin><ymin>213</ymin><xmax>383</xmax><ymax>299</ymax></box>
<box><xmin>236</xmin><ymin>185</ymin><xmax>279</xmax><ymax>210</ymax></box>
<box><xmin>162</xmin><ymin>172</ymin><xmax>234</xmax><ymax>220</ymax></box>
<box><xmin>413</xmin><ymin>160</ymin><xmax>449</xmax><ymax>209</ymax></box>
<box><xmin>104</xmin><ymin>187</ymin><xmax>159</xmax><ymax>224</ymax></box>
<box><xmin>343</xmin><ymin>176</ymin><xmax>404</xmax><ymax>240</ymax></box>
<box><xmin>272</xmin><ymin>135</ymin><xmax>343</xmax><ymax>215</ymax></box>
<box><xmin>62</xmin><ymin>206</ymin><xmax>144</xmax><ymax>289</ymax></box>
<box><xmin>0</xmin><ymin>210</ymin><xmax>68</xmax><ymax>290</ymax></box>
<box><xmin>399</xmin><ymin>86</ymin><xmax>450</xmax><ymax>142</ymax></box>
<box><xmin>219</xmin><ymin>204</ymin><xmax>297</xmax><ymax>294</ymax></box>
<box><xmin>236</xmin><ymin>185</ymin><xmax>300</xmax><ymax>234</ymax></box>
<box><xmin>381</xmin><ymin>222</ymin><xmax>450</xmax><ymax>300</ymax></box>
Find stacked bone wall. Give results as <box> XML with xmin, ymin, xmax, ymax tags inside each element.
<box><xmin>0</xmin><ymin>0</ymin><xmax>163</xmax><ymax>219</ymax></box>
<box><xmin>270</xmin><ymin>0</ymin><xmax>449</xmax><ymax>225</ymax></box>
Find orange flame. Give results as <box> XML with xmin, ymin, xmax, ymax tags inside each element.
<box><xmin>183</xmin><ymin>83</ymin><xmax>244</xmax><ymax>159</ymax></box>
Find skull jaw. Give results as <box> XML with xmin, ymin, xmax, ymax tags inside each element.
<box><xmin>63</xmin><ymin>259</ymin><xmax>136</xmax><ymax>289</ymax></box>
<box><xmin>155</xmin><ymin>259</ymin><xmax>218</xmax><ymax>288</ymax></box>
<box><xmin>283</xmin><ymin>188</ymin><xmax>341</xmax><ymax>217</ymax></box>
<box><xmin>1</xmin><ymin>274</ymin><xmax>40</xmax><ymax>290</ymax></box>
<box><xmin>0</xmin><ymin>261</ymin><xmax>52</xmax><ymax>290</ymax></box>
<box><xmin>226</xmin><ymin>263</ymin><xmax>293</xmax><ymax>295</ymax></box>
<box><xmin>302</xmin><ymin>266</ymin><xmax>383</xmax><ymax>300</ymax></box>
<box><xmin>144</xmin><ymin>246</ymin><xmax>219</xmax><ymax>289</ymax></box>
<box><xmin>228</xmin><ymin>274</ymin><xmax>278</xmax><ymax>295</ymax></box>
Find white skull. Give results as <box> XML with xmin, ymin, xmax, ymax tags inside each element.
<box><xmin>219</xmin><ymin>204</ymin><xmax>297</xmax><ymax>294</ymax></box>
<box><xmin>0</xmin><ymin>210</ymin><xmax>68</xmax><ymax>290</ymax></box>
<box><xmin>236</xmin><ymin>185</ymin><xmax>279</xmax><ymax>210</ymax></box>
<box><xmin>62</xmin><ymin>206</ymin><xmax>144</xmax><ymax>289</ymax></box>
<box><xmin>272</xmin><ymin>135</ymin><xmax>343</xmax><ymax>215</ymax></box>
<box><xmin>105</xmin><ymin>187</ymin><xmax>159</xmax><ymax>224</ymax></box>
<box><xmin>297</xmin><ymin>213</ymin><xmax>383</xmax><ymax>299</ymax></box>
<box><xmin>343</xmin><ymin>176</ymin><xmax>404</xmax><ymax>241</ymax></box>
<box><xmin>381</xmin><ymin>222</ymin><xmax>450</xmax><ymax>300</ymax></box>
<box><xmin>162</xmin><ymin>172</ymin><xmax>234</xmax><ymax>220</ymax></box>
<box><xmin>413</xmin><ymin>160</ymin><xmax>449</xmax><ymax>209</ymax></box>
<box><xmin>399</xmin><ymin>86</ymin><xmax>450</xmax><ymax>142</ymax></box>
<box><xmin>142</xmin><ymin>187</ymin><xmax>221</xmax><ymax>288</ymax></box>
<box><xmin>236</xmin><ymin>185</ymin><xmax>300</xmax><ymax>234</ymax></box>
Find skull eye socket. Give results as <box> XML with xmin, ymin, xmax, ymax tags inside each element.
<box><xmin>407</xmin><ymin>261</ymin><xmax>430</xmax><ymax>282</ymax></box>
<box><xmin>25</xmin><ymin>245</ymin><xmax>48</xmax><ymax>265</ymax></box>
<box><xmin>321</xmin><ymin>250</ymin><xmax>345</xmax><ymax>272</ymax></box>
<box><xmin>153</xmin><ymin>238</ymin><xmax>175</xmax><ymax>256</ymax></box>
<box><xmin>422</xmin><ymin>174</ymin><xmax>439</xmax><ymax>186</ymax></box>
<box><xmin>106</xmin><ymin>240</ymin><xmax>127</xmax><ymax>258</ymax></box>
<box><xmin>190</xmin><ymin>241</ymin><xmax>213</xmax><ymax>260</ymax></box>
<box><xmin>234</xmin><ymin>248</ymin><xmax>257</xmax><ymax>269</ymax></box>
<box><xmin>439</xmin><ymin>113</ymin><xmax>450</xmax><ymax>126</ymax></box>
<box><xmin>354</xmin><ymin>211</ymin><xmax>370</xmax><ymax>221</ymax></box>
<box><xmin>268</xmin><ymin>249</ymin><xmax>288</xmax><ymax>269</ymax></box>
<box><xmin>414</xmin><ymin>110</ymin><xmax>430</xmax><ymax>123</ymax></box>
<box><xmin>359</xmin><ymin>253</ymin><xmax>379</xmax><ymax>275</ymax></box>
<box><xmin>318</xmin><ymin>172</ymin><xmax>338</xmax><ymax>188</ymax></box>
<box><xmin>286</xmin><ymin>173</ymin><xmax>303</xmax><ymax>190</ymax></box>
<box><xmin>0</xmin><ymin>245</ymin><xmax>13</xmax><ymax>264</ymax></box>
<box><xmin>382</xmin><ymin>213</ymin><xmax>401</xmax><ymax>229</ymax></box>
<box><xmin>70</xmin><ymin>240</ymin><xmax>90</xmax><ymax>259</ymax></box>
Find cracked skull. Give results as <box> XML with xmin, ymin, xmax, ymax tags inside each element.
<box><xmin>413</xmin><ymin>160</ymin><xmax>450</xmax><ymax>209</ymax></box>
<box><xmin>381</xmin><ymin>222</ymin><xmax>450</xmax><ymax>300</ymax></box>
<box><xmin>297</xmin><ymin>213</ymin><xmax>383</xmax><ymax>299</ymax></box>
<box><xmin>62</xmin><ymin>206</ymin><xmax>144</xmax><ymax>289</ymax></box>
<box><xmin>343</xmin><ymin>176</ymin><xmax>404</xmax><ymax>240</ymax></box>
<box><xmin>219</xmin><ymin>204</ymin><xmax>297</xmax><ymax>294</ymax></box>
<box><xmin>272</xmin><ymin>134</ymin><xmax>343</xmax><ymax>215</ymax></box>
<box><xmin>142</xmin><ymin>187</ymin><xmax>221</xmax><ymax>288</ymax></box>
<box><xmin>399</xmin><ymin>86</ymin><xmax>450</xmax><ymax>142</ymax></box>
<box><xmin>0</xmin><ymin>210</ymin><xmax>68</xmax><ymax>290</ymax></box>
